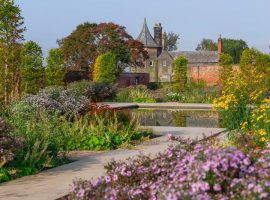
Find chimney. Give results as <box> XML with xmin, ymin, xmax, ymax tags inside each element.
<box><xmin>162</xmin><ymin>32</ymin><xmax>167</xmax><ymax>50</ymax></box>
<box><xmin>218</xmin><ymin>35</ymin><xmax>222</xmax><ymax>55</ymax></box>
<box><xmin>154</xmin><ymin>23</ymin><xmax>162</xmax><ymax>47</ymax></box>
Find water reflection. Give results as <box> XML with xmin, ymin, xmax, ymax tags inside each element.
<box><xmin>131</xmin><ymin>109</ymin><xmax>221</xmax><ymax>128</ymax></box>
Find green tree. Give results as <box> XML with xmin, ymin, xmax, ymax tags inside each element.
<box><xmin>58</xmin><ymin>22</ymin><xmax>148</xmax><ymax>76</ymax></box>
<box><xmin>0</xmin><ymin>0</ymin><xmax>25</xmax><ymax>104</ymax></box>
<box><xmin>222</xmin><ymin>38</ymin><xmax>248</xmax><ymax>64</ymax></box>
<box><xmin>46</xmin><ymin>48</ymin><xmax>66</xmax><ymax>86</ymax></box>
<box><xmin>196</xmin><ymin>39</ymin><xmax>217</xmax><ymax>51</ymax></box>
<box><xmin>173</xmin><ymin>56</ymin><xmax>188</xmax><ymax>93</ymax></box>
<box><xmin>93</xmin><ymin>52</ymin><xmax>116</xmax><ymax>83</ymax></box>
<box><xmin>219</xmin><ymin>53</ymin><xmax>233</xmax><ymax>88</ymax></box>
<box><xmin>166</xmin><ymin>32</ymin><xmax>180</xmax><ymax>51</ymax></box>
<box><xmin>20</xmin><ymin>41</ymin><xmax>44</xmax><ymax>94</ymax></box>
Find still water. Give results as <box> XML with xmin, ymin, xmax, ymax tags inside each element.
<box><xmin>131</xmin><ymin>109</ymin><xmax>221</xmax><ymax>128</ymax></box>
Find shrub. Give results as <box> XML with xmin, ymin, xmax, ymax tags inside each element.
<box><xmin>166</xmin><ymin>80</ymin><xmax>217</xmax><ymax>103</ymax></box>
<box><xmin>65</xmin><ymin>103</ymin><xmax>150</xmax><ymax>151</ymax></box>
<box><xmin>173</xmin><ymin>55</ymin><xmax>188</xmax><ymax>93</ymax></box>
<box><xmin>14</xmin><ymin>81</ymin><xmax>116</xmax><ymax>117</ymax></box>
<box><xmin>214</xmin><ymin>49</ymin><xmax>269</xmax><ymax>131</ymax></box>
<box><xmin>116</xmin><ymin>85</ymin><xmax>156</xmax><ymax>103</ymax></box>
<box><xmin>68</xmin><ymin>138</ymin><xmax>270</xmax><ymax>200</ymax></box>
<box><xmin>7</xmin><ymin>106</ymin><xmax>70</xmax><ymax>176</ymax></box>
<box><xmin>67</xmin><ymin>81</ymin><xmax>117</xmax><ymax>102</ymax></box>
<box><xmin>93</xmin><ymin>52</ymin><xmax>117</xmax><ymax>83</ymax></box>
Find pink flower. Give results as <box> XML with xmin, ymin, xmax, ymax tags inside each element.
<box><xmin>213</xmin><ymin>184</ymin><xmax>222</xmax><ymax>191</ymax></box>
<box><xmin>77</xmin><ymin>188</ymin><xmax>85</xmax><ymax>198</ymax></box>
<box><xmin>167</xmin><ymin>133</ymin><xmax>173</xmax><ymax>141</ymax></box>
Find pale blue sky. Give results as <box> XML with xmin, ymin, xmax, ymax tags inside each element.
<box><xmin>16</xmin><ymin>0</ymin><xmax>270</xmax><ymax>56</ymax></box>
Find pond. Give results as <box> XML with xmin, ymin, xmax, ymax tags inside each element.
<box><xmin>131</xmin><ymin>109</ymin><xmax>222</xmax><ymax>128</ymax></box>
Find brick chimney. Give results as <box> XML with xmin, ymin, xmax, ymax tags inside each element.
<box><xmin>162</xmin><ymin>32</ymin><xmax>167</xmax><ymax>50</ymax></box>
<box><xmin>218</xmin><ymin>35</ymin><xmax>222</xmax><ymax>55</ymax></box>
<box><xmin>154</xmin><ymin>23</ymin><xmax>162</xmax><ymax>47</ymax></box>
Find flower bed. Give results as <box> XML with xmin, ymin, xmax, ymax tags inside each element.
<box><xmin>68</xmin><ymin>137</ymin><xmax>270</xmax><ymax>200</ymax></box>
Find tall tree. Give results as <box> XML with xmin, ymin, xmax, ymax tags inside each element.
<box><xmin>173</xmin><ymin>56</ymin><xmax>188</xmax><ymax>93</ymax></box>
<box><xmin>20</xmin><ymin>41</ymin><xmax>44</xmax><ymax>94</ymax></box>
<box><xmin>222</xmin><ymin>38</ymin><xmax>248</xmax><ymax>64</ymax></box>
<box><xmin>58</xmin><ymin>22</ymin><xmax>148</xmax><ymax>77</ymax></box>
<box><xmin>166</xmin><ymin>32</ymin><xmax>180</xmax><ymax>51</ymax></box>
<box><xmin>46</xmin><ymin>48</ymin><xmax>66</xmax><ymax>86</ymax></box>
<box><xmin>0</xmin><ymin>0</ymin><xmax>25</xmax><ymax>104</ymax></box>
<box><xmin>196</xmin><ymin>39</ymin><xmax>217</xmax><ymax>51</ymax></box>
<box><xmin>93</xmin><ymin>52</ymin><xmax>116</xmax><ymax>83</ymax></box>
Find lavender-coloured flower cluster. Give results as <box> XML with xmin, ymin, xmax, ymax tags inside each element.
<box><xmin>12</xmin><ymin>82</ymin><xmax>116</xmax><ymax>116</ymax></box>
<box><xmin>69</xmin><ymin>139</ymin><xmax>270</xmax><ymax>200</ymax></box>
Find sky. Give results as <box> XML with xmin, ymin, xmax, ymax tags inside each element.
<box><xmin>16</xmin><ymin>0</ymin><xmax>270</xmax><ymax>56</ymax></box>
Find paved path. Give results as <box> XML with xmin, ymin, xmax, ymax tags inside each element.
<box><xmin>0</xmin><ymin>127</ymin><xmax>224</xmax><ymax>200</ymax></box>
<box><xmin>102</xmin><ymin>102</ymin><xmax>213</xmax><ymax>110</ymax></box>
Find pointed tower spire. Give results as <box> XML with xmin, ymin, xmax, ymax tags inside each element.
<box><xmin>137</xmin><ymin>18</ymin><xmax>159</xmax><ymax>48</ymax></box>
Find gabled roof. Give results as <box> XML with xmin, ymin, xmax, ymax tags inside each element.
<box><xmin>170</xmin><ymin>51</ymin><xmax>219</xmax><ymax>63</ymax></box>
<box><xmin>137</xmin><ymin>18</ymin><xmax>160</xmax><ymax>48</ymax></box>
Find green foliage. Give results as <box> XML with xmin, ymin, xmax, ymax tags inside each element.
<box><xmin>173</xmin><ymin>55</ymin><xmax>188</xmax><ymax>93</ymax></box>
<box><xmin>20</xmin><ymin>41</ymin><xmax>45</xmax><ymax>94</ymax></box>
<box><xmin>65</xmin><ymin>111</ymin><xmax>148</xmax><ymax>151</ymax></box>
<box><xmin>196</xmin><ymin>39</ymin><xmax>217</xmax><ymax>51</ymax></box>
<box><xmin>0</xmin><ymin>0</ymin><xmax>25</xmax><ymax>104</ymax></box>
<box><xmin>46</xmin><ymin>48</ymin><xmax>66</xmax><ymax>86</ymax></box>
<box><xmin>167</xmin><ymin>80</ymin><xmax>217</xmax><ymax>103</ymax></box>
<box><xmin>219</xmin><ymin>53</ymin><xmax>233</xmax><ymax>88</ymax></box>
<box><xmin>222</xmin><ymin>38</ymin><xmax>248</xmax><ymax>64</ymax></box>
<box><xmin>93</xmin><ymin>52</ymin><xmax>117</xmax><ymax>83</ymax></box>
<box><xmin>165</xmin><ymin>32</ymin><xmax>180</xmax><ymax>51</ymax></box>
<box><xmin>116</xmin><ymin>85</ymin><xmax>156</xmax><ymax>103</ymax></box>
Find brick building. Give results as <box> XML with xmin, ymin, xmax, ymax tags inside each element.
<box><xmin>132</xmin><ymin>19</ymin><xmax>222</xmax><ymax>86</ymax></box>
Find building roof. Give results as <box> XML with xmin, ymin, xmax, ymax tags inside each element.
<box><xmin>170</xmin><ymin>51</ymin><xmax>219</xmax><ymax>64</ymax></box>
<box><xmin>137</xmin><ymin>18</ymin><xmax>160</xmax><ymax>48</ymax></box>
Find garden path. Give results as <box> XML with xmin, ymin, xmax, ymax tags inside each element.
<box><xmin>0</xmin><ymin>127</ymin><xmax>224</xmax><ymax>200</ymax></box>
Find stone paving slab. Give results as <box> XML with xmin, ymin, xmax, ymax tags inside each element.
<box><xmin>0</xmin><ymin>127</ymin><xmax>224</xmax><ymax>200</ymax></box>
<box><xmin>102</xmin><ymin>102</ymin><xmax>213</xmax><ymax>110</ymax></box>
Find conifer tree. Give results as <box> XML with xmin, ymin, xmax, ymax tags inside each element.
<box><xmin>93</xmin><ymin>52</ymin><xmax>116</xmax><ymax>83</ymax></box>
<box><xmin>173</xmin><ymin>56</ymin><xmax>188</xmax><ymax>93</ymax></box>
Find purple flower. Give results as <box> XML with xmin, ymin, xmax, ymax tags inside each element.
<box><xmin>77</xmin><ymin>188</ymin><xmax>85</xmax><ymax>198</ymax></box>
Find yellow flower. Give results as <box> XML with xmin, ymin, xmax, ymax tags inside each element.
<box><xmin>260</xmin><ymin>137</ymin><xmax>268</xmax><ymax>142</ymax></box>
<box><xmin>258</xmin><ymin>129</ymin><xmax>267</xmax><ymax>136</ymax></box>
<box><xmin>240</xmin><ymin>121</ymin><xmax>248</xmax><ymax>130</ymax></box>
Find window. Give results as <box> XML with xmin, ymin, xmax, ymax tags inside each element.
<box><xmin>149</xmin><ymin>60</ymin><xmax>154</xmax><ymax>66</ymax></box>
<box><xmin>162</xmin><ymin>60</ymin><xmax>167</xmax><ymax>67</ymax></box>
